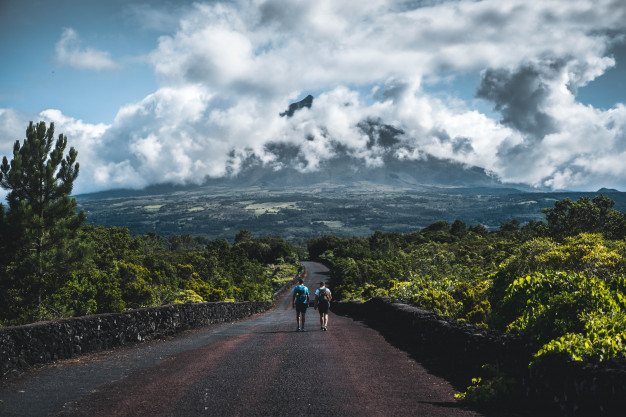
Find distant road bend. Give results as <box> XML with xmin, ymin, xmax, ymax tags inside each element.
<box><xmin>1</xmin><ymin>262</ymin><xmax>485</xmax><ymax>417</ymax></box>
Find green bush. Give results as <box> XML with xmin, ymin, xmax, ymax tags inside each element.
<box><xmin>502</xmin><ymin>271</ymin><xmax>619</xmax><ymax>343</ymax></box>
<box><xmin>535</xmin><ymin>311</ymin><xmax>626</xmax><ymax>363</ymax></box>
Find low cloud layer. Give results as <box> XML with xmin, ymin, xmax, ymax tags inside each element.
<box><xmin>2</xmin><ymin>0</ymin><xmax>626</xmax><ymax>194</ymax></box>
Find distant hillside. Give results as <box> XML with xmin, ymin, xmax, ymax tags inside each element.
<box><xmin>73</xmin><ymin>95</ymin><xmax>623</xmax><ymax>241</ymax></box>
<box><xmin>78</xmin><ymin>151</ymin><xmax>534</xmax><ymax>202</ymax></box>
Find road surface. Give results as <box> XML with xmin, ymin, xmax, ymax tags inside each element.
<box><xmin>1</xmin><ymin>261</ymin><xmax>488</xmax><ymax>416</ymax></box>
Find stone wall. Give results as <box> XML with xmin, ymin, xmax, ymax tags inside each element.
<box><xmin>0</xmin><ymin>301</ymin><xmax>271</xmax><ymax>376</ymax></box>
<box><xmin>332</xmin><ymin>298</ymin><xmax>626</xmax><ymax>416</ymax></box>
<box><xmin>1</xmin><ymin>267</ymin><xmax>302</xmax><ymax>376</ymax></box>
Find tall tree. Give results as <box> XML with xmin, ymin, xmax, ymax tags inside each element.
<box><xmin>0</xmin><ymin>121</ymin><xmax>87</xmax><ymax>322</ymax></box>
<box><xmin>543</xmin><ymin>195</ymin><xmax>626</xmax><ymax>240</ymax></box>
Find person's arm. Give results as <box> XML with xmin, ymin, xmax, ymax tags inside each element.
<box><xmin>292</xmin><ymin>291</ymin><xmax>296</xmax><ymax>307</ymax></box>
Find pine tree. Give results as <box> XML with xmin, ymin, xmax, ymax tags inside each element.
<box><xmin>0</xmin><ymin>121</ymin><xmax>87</xmax><ymax>322</ymax></box>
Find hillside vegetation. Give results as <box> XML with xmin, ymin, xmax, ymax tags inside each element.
<box><xmin>309</xmin><ymin>195</ymin><xmax>626</xmax><ymax>365</ymax></box>
<box><xmin>0</xmin><ymin>225</ymin><xmax>302</xmax><ymax>326</ymax></box>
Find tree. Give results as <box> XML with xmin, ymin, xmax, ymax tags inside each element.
<box><xmin>0</xmin><ymin>121</ymin><xmax>87</xmax><ymax>322</ymax></box>
<box><xmin>499</xmin><ymin>219</ymin><xmax>520</xmax><ymax>233</ymax></box>
<box><xmin>468</xmin><ymin>224</ymin><xmax>488</xmax><ymax>236</ymax></box>
<box><xmin>543</xmin><ymin>195</ymin><xmax>626</xmax><ymax>240</ymax></box>
<box><xmin>234</xmin><ymin>229</ymin><xmax>254</xmax><ymax>244</ymax></box>
<box><xmin>451</xmin><ymin>219</ymin><xmax>468</xmax><ymax>238</ymax></box>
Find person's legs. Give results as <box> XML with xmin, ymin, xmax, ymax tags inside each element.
<box><xmin>318</xmin><ymin>303</ymin><xmax>329</xmax><ymax>330</ymax></box>
<box><xmin>296</xmin><ymin>304</ymin><xmax>303</xmax><ymax>330</ymax></box>
<box><xmin>295</xmin><ymin>303</ymin><xmax>307</xmax><ymax>330</ymax></box>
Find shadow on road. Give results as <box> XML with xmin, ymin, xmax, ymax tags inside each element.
<box><xmin>336</xmin><ymin>313</ymin><xmax>549</xmax><ymax>417</ymax></box>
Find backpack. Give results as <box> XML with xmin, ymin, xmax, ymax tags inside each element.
<box><xmin>295</xmin><ymin>285</ymin><xmax>308</xmax><ymax>303</ymax></box>
<box><xmin>318</xmin><ymin>288</ymin><xmax>331</xmax><ymax>304</ymax></box>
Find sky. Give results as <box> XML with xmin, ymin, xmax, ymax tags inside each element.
<box><xmin>1</xmin><ymin>0</ymin><xmax>626</xmax><ymax>197</ymax></box>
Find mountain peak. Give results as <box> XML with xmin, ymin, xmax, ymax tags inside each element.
<box><xmin>280</xmin><ymin>95</ymin><xmax>314</xmax><ymax>117</ymax></box>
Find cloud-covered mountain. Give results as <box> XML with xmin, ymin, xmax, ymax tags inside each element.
<box><xmin>202</xmin><ymin>153</ymin><xmax>510</xmax><ymax>192</ymax></box>
<box><xmin>79</xmin><ymin>94</ymin><xmax>524</xmax><ymax>198</ymax></box>
<box><xmin>215</xmin><ymin>94</ymin><xmax>510</xmax><ymax>191</ymax></box>
<box><xmin>2</xmin><ymin>0</ymin><xmax>626</xmax><ymax>199</ymax></box>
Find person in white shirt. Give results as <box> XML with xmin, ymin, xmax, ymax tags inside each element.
<box><xmin>314</xmin><ymin>281</ymin><xmax>332</xmax><ymax>331</ymax></box>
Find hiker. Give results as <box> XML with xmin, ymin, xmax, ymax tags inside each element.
<box><xmin>292</xmin><ymin>278</ymin><xmax>309</xmax><ymax>332</ymax></box>
<box><xmin>315</xmin><ymin>281</ymin><xmax>332</xmax><ymax>331</ymax></box>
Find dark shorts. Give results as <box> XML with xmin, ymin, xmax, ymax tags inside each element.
<box><xmin>318</xmin><ymin>302</ymin><xmax>329</xmax><ymax>314</ymax></box>
<box><xmin>295</xmin><ymin>303</ymin><xmax>308</xmax><ymax>314</ymax></box>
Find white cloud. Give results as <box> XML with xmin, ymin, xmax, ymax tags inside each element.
<box><xmin>55</xmin><ymin>28</ymin><xmax>119</xmax><ymax>71</ymax></box>
<box><xmin>3</xmin><ymin>0</ymin><xmax>626</xmax><ymax>194</ymax></box>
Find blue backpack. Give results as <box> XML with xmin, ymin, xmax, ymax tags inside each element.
<box><xmin>295</xmin><ymin>285</ymin><xmax>308</xmax><ymax>303</ymax></box>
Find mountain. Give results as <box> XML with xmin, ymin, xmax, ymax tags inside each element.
<box><xmin>200</xmin><ymin>153</ymin><xmax>524</xmax><ymax>192</ymax></box>
<box><xmin>79</xmin><ymin>93</ymin><xmax>535</xmax><ymax>200</ymax></box>
<box><xmin>77</xmin><ymin>155</ymin><xmax>523</xmax><ymax>202</ymax></box>
<box><xmin>279</xmin><ymin>94</ymin><xmax>314</xmax><ymax>117</ymax></box>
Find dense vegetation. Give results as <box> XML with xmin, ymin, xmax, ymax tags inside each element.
<box><xmin>0</xmin><ymin>223</ymin><xmax>302</xmax><ymax>326</ymax></box>
<box><xmin>308</xmin><ymin>195</ymin><xmax>626</xmax><ymax>365</ymax></box>
<box><xmin>2</xmin><ymin>121</ymin><xmax>626</xmax><ymax>375</ymax></box>
<box><xmin>0</xmin><ymin>122</ymin><xmax>302</xmax><ymax>326</ymax></box>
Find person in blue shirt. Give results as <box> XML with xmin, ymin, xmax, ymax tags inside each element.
<box><xmin>292</xmin><ymin>278</ymin><xmax>309</xmax><ymax>332</ymax></box>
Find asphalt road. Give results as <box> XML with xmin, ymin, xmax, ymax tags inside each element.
<box><xmin>1</xmin><ymin>261</ymin><xmax>488</xmax><ymax>417</ymax></box>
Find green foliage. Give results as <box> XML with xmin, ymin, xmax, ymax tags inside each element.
<box><xmin>118</xmin><ymin>262</ymin><xmax>156</xmax><ymax>308</ymax></box>
<box><xmin>321</xmin><ymin>197</ymin><xmax>626</xmax><ymax>385</ymax></box>
<box><xmin>455</xmin><ymin>364</ymin><xmax>517</xmax><ymax>404</ymax></box>
<box><xmin>0</xmin><ymin>121</ymin><xmax>88</xmax><ymax>322</ymax></box>
<box><xmin>502</xmin><ymin>272</ymin><xmax>618</xmax><ymax>342</ymax></box>
<box><xmin>543</xmin><ymin>195</ymin><xmax>626</xmax><ymax>240</ymax></box>
<box><xmin>390</xmin><ymin>278</ymin><xmax>463</xmax><ymax>318</ymax></box>
<box><xmin>173</xmin><ymin>289</ymin><xmax>205</xmax><ymax>304</ymax></box>
<box><xmin>534</xmin><ymin>311</ymin><xmax>626</xmax><ymax>363</ymax></box>
<box><xmin>325</xmin><ymin>228</ymin><xmax>497</xmax><ymax>323</ymax></box>
<box><xmin>451</xmin><ymin>219</ymin><xmax>468</xmax><ymax>238</ymax></box>
<box><xmin>269</xmin><ymin>263</ymin><xmax>302</xmax><ymax>290</ymax></box>
<box><xmin>44</xmin><ymin>270</ymin><xmax>98</xmax><ymax>318</ymax></box>
<box><xmin>0</xmin><ymin>125</ymin><xmax>301</xmax><ymax>325</ymax></box>
<box><xmin>1</xmin><ymin>220</ymin><xmax>299</xmax><ymax>324</ymax></box>
<box><xmin>492</xmin><ymin>232</ymin><xmax>626</xmax><ymax>363</ymax></box>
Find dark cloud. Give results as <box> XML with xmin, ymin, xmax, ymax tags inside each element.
<box><xmin>473</xmin><ymin>7</ymin><xmax>515</xmax><ymax>28</ymax></box>
<box><xmin>263</xmin><ymin>142</ymin><xmax>310</xmax><ymax>169</ymax></box>
<box><xmin>432</xmin><ymin>128</ymin><xmax>474</xmax><ymax>155</ymax></box>
<box><xmin>476</xmin><ymin>64</ymin><xmax>558</xmax><ymax>138</ymax></box>
<box><xmin>451</xmin><ymin>137</ymin><xmax>474</xmax><ymax>154</ymax></box>
<box><xmin>258</xmin><ymin>0</ymin><xmax>307</xmax><ymax>30</ymax></box>
<box><xmin>374</xmin><ymin>79</ymin><xmax>411</xmax><ymax>103</ymax></box>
